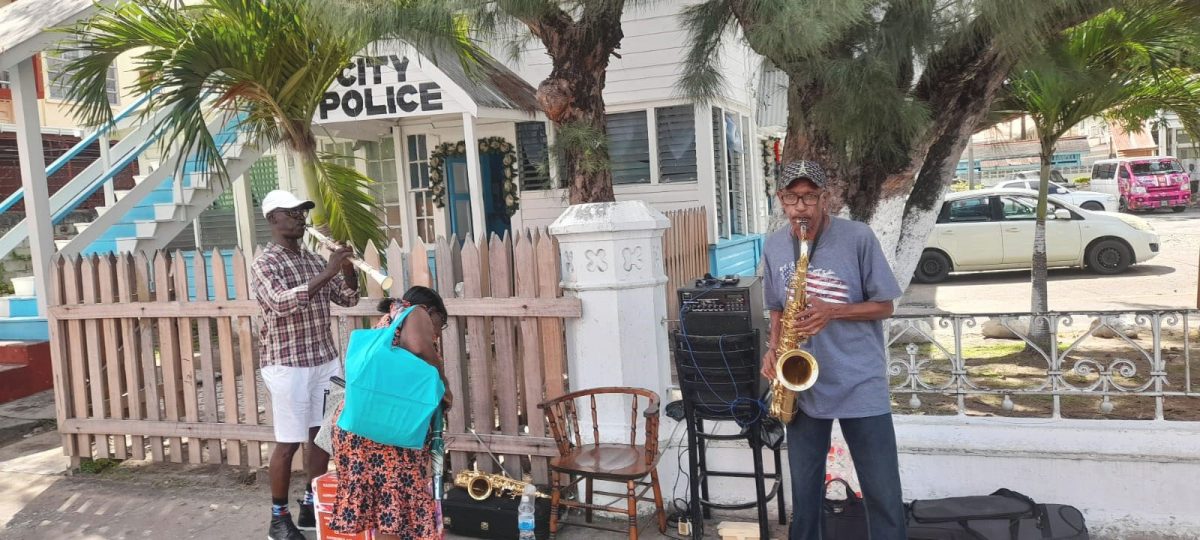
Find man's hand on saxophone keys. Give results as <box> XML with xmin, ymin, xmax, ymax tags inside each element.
<box><xmin>760</xmin><ymin>347</ymin><xmax>778</xmax><ymax>381</ymax></box>
<box><xmin>794</xmin><ymin>297</ymin><xmax>837</xmax><ymax>336</ymax></box>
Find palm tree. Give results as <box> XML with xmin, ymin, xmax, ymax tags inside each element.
<box><xmin>995</xmin><ymin>0</ymin><xmax>1200</xmax><ymax>325</ymax></box>
<box><xmin>57</xmin><ymin>0</ymin><xmax>488</xmax><ymax>249</ymax></box>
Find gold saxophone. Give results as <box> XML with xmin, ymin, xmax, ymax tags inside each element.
<box><xmin>767</xmin><ymin>223</ymin><xmax>820</xmax><ymax>423</ymax></box>
<box><xmin>453</xmin><ymin>468</ymin><xmax>549</xmax><ymax>501</ymax></box>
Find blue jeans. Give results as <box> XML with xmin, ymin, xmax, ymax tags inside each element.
<box><xmin>786</xmin><ymin>411</ymin><xmax>907</xmax><ymax>540</ymax></box>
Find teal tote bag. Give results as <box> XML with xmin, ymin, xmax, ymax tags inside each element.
<box><xmin>337</xmin><ymin>306</ymin><xmax>445</xmax><ymax>448</ymax></box>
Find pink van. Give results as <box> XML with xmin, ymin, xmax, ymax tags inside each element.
<box><xmin>1090</xmin><ymin>157</ymin><xmax>1191</xmax><ymax>213</ymax></box>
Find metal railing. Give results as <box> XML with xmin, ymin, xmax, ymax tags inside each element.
<box><xmin>887</xmin><ymin>311</ymin><xmax>1200</xmax><ymax>420</ymax></box>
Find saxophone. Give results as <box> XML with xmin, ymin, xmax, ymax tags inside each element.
<box><xmin>453</xmin><ymin>468</ymin><xmax>550</xmax><ymax>500</ymax></box>
<box><xmin>767</xmin><ymin>223</ymin><xmax>820</xmax><ymax>423</ymax></box>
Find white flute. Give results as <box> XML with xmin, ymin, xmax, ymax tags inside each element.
<box><xmin>306</xmin><ymin>227</ymin><xmax>394</xmax><ymax>290</ymax></box>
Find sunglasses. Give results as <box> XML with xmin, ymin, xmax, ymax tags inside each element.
<box><xmin>272</xmin><ymin>208</ymin><xmax>309</xmax><ymax>220</ymax></box>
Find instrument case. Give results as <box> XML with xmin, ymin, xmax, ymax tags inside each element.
<box><xmin>442</xmin><ymin>486</ymin><xmax>552</xmax><ymax>540</ymax></box>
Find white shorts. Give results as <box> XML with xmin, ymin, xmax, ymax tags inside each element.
<box><xmin>261</xmin><ymin>361</ymin><xmax>341</xmax><ymax>443</ymax></box>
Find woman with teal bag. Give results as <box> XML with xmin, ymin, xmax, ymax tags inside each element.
<box><xmin>329</xmin><ymin>286</ymin><xmax>451</xmax><ymax>540</ymax></box>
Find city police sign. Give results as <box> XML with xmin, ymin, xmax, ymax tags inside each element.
<box><xmin>316</xmin><ymin>53</ymin><xmax>465</xmax><ymax>123</ymax></box>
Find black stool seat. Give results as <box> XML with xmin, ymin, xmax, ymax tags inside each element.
<box><xmin>671</xmin><ymin>330</ymin><xmax>787</xmax><ymax>540</ymax></box>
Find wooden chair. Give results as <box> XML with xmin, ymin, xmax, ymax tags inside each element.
<box><xmin>538</xmin><ymin>387</ymin><xmax>667</xmax><ymax>540</ymax></box>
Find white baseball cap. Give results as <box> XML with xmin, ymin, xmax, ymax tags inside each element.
<box><xmin>261</xmin><ymin>190</ymin><xmax>315</xmax><ymax>218</ymax></box>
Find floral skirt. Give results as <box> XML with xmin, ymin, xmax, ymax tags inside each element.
<box><xmin>329</xmin><ymin>403</ymin><xmax>437</xmax><ymax>539</ymax></box>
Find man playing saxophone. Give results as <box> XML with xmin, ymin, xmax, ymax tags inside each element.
<box><xmin>759</xmin><ymin>161</ymin><xmax>906</xmax><ymax>540</ymax></box>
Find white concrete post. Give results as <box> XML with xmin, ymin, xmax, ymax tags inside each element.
<box><xmin>11</xmin><ymin>57</ymin><xmax>55</xmax><ymax>312</ymax></box>
<box><xmin>462</xmin><ymin>112</ymin><xmax>486</xmax><ymax>241</ymax></box>
<box><xmin>549</xmin><ymin>201</ymin><xmax>672</xmax><ymax>440</ymax></box>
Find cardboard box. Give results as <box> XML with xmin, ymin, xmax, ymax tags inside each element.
<box><xmin>716</xmin><ymin>521</ymin><xmax>762</xmax><ymax>540</ymax></box>
<box><xmin>312</xmin><ymin>472</ymin><xmax>373</xmax><ymax>540</ymax></box>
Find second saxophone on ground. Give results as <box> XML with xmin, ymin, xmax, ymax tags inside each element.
<box><xmin>767</xmin><ymin>223</ymin><xmax>820</xmax><ymax>424</ymax></box>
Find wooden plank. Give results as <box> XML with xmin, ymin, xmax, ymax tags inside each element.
<box><xmin>232</xmin><ymin>249</ymin><xmax>262</xmax><ymax>468</ymax></box>
<box><xmin>61</xmin><ymin>418</ymin><xmax>274</xmax><ymax>442</ymax></box>
<box><xmin>514</xmin><ymin>231</ymin><xmax>549</xmax><ymax>483</ymax></box>
<box><xmin>435</xmin><ymin>236</ymin><xmax>468</xmax><ymax>472</ymax></box>
<box><xmin>385</xmin><ymin>239</ymin><xmax>405</xmax><ymax>297</ymax></box>
<box><xmin>192</xmin><ymin>252</ymin><xmax>221</xmax><ymax>463</ymax></box>
<box><xmin>443</xmin><ymin>432</ymin><xmax>559</xmax><ymax>458</ymax></box>
<box><xmin>171</xmin><ymin>251</ymin><xmax>202</xmax><ymax>464</ymax></box>
<box><xmin>80</xmin><ymin>256</ymin><xmax>110</xmax><ymax>460</ymax></box>
<box><xmin>211</xmin><ymin>251</ymin><xmax>242</xmax><ymax>466</ymax></box>
<box><xmin>98</xmin><ymin>255</ymin><xmax>128</xmax><ymax>460</ymax></box>
<box><xmin>410</xmin><ymin>236</ymin><xmax>432</xmax><ymax>288</ymax></box>
<box><xmin>154</xmin><ymin>252</ymin><xmax>184</xmax><ymax>462</ymax></box>
<box><xmin>461</xmin><ymin>236</ymin><xmax>494</xmax><ymax>473</ymax></box>
<box><xmin>489</xmin><ymin>233</ymin><xmax>521</xmax><ymax>478</ymax></box>
<box><xmin>537</xmin><ymin>232</ymin><xmax>567</xmax><ymax>399</ymax></box>
<box><xmin>46</xmin><ymin>256</ymin><xmax>78</xmax><ymax>459</ymax></box>
<box><xmin>134</xmin><ymin>252</ymin><xmax>164</xmax><ymax>461</ymax></box>
<box><xmin>116</xmin><ymin>254</ymin><xmax>145</xmax><ymax>460</ymax></box>
<box><xmin>48</xmin><ymin>297</ymin><xmax>583</xmax><ymax>319</ymax></box>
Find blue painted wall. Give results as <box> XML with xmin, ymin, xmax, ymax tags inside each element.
<box><xmin>709</xmin><ymin>234</ymin><xmax>764</xmax><ymax>277</ymax></box>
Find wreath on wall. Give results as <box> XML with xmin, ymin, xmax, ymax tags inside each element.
<box><xmin>428</xmin><ymin>137</ymin><xmax>520</xmax><ymax>216</ymax></box>
<box><xmin>762</xmin><ymin>136</ymin><xmax>782</xmax><ymax>197</ymax></box>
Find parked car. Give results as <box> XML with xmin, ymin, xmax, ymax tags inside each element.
<box><xmin>914</xmin><ymin>189</ymin><xmax>1160</xmax><ymax>283</ymax></box>
<box><xmin>993</xmin><ymin>176</ymin><xmax>1118</xmax><ymax>212</ymax></box>
<box><xmin>1089</xmin><ymin>156</ymin><xmax>1190</xmax><ymax>213</ymax></box>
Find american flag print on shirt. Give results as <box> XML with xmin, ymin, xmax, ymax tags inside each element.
<box><xmin>780</xmin><ymin>263</ymin><xmax>851</xmax><ymax>304</ymax></box>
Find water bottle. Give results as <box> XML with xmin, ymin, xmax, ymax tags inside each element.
<box><xmin>517</xmin><ymin>484</ymin><xmax>536</xmax><ymax>540</ymax></box>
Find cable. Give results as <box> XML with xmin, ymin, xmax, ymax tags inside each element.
<box><xmin>676</xmin><ymin>287</ymin><xmax>768</xmax><ymax>428</ymax></box>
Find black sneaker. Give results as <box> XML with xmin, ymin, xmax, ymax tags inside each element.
<box><xmin>268</xmin><ymin>512</ymin><xmax>306</xmax><ymax>540</ymax></box>
<box><xmin>296</xmin><ymin>499</ymin><xmax>316</xmax><ymax>531</ymax></box>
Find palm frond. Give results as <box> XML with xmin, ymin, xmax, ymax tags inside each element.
<box><xmin>312</xmin><ymin>153</ymin><xmax>387</xmax><ymax>251</ymax></box>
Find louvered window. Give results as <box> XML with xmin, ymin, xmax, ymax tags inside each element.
<box><xmin>517</xmin><ymin>122</ymin><xmax>552</xmax><ymax>190</ymax></box>
<box><xmin>606</xmin><ymin>111</ymin><xmax>651</xmax><ymax>185</ymax></box>
<box><xmin>655</xmin><ymin>105</ymin><xmax>697</xmax><ymax>183</ymax></box>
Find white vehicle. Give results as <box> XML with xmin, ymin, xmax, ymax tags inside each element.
<box><xmin>994</xmin><ymin>175</ymin><xmax>1118</xmax><ymax>212</ymax></box>
<box><xmin>914</xmin><ymin>189</ymin><xmax>1160</xmax><ymax>283</ymax></box>
<box><xmin>1089</xmin><ymin>157</ymin><xmax>1191</xmax><ymax>213</ymax></box>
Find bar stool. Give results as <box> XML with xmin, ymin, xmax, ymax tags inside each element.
<box><xmin>670</xmin><ymin>330</ymin><xmax>787</xmax><ymax>540</ymax></box>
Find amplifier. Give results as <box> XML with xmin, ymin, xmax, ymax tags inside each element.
<box><xmin>677</xmin><ymin>276</ymin><xmax>766</xmax><ymax>342</ymax></box>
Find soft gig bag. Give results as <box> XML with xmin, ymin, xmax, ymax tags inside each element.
<box><xmin>907</xmin><ymin>489</ymin><xmax>1088</xmax><ymax>540</ymax></box>
<box><xmin>337</xmin><ymin>306</ymin><xmax>445</xmax><ymax>448</ymax></box>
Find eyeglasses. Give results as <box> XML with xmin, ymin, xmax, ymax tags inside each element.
<box><xmin>273</xmin><ymin>208</ymin><xmax>308</xmax><ymax>220</ymax></box>
<box><xmin>424</xmin><ymin>306</ymin><xmax>449</xmax><ymax>331</ymax></box>
<box><xmin>778</xmin><ymin>192</ymin><xmax>823</xmax><ymax>207</ymax></box>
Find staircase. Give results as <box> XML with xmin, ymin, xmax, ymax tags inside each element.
<box><xmin>0</xmin><ymin>94</ymin><xmax>265</xmax><ymax>341</ymax></box>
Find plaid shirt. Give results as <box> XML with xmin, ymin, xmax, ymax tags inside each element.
<box><xmin>251</xmin><ymin>242</ymin><xmax>360</xmax><ymax>368</ymax></box>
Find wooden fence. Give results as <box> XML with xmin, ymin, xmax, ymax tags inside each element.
<box><xmin>661</xmin><ymin>207</ymin><xmax>710</xmax><ymax>327</ymax></box>
<box><xmin>47</xmin><ymin>229</ymin><xmax>578</xmax><ymax>484</ymax></box>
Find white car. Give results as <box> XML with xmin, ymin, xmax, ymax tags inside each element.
<box><xmin>914</xmin><ymin>189</ymin><xmax>1159</xmax><ymax>283</ymax></box>
<box><xmin>993</xmin><ymin>176</ymin><xmax>1118</xmax><ymax>212</ymax></box>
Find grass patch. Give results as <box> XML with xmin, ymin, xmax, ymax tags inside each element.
<box><xmin>77</xmin><ymin>458</ymin><xmax>120</xmax><ymax>475</ymax></box>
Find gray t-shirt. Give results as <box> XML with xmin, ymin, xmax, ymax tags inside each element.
<box><xmin>762</xmin><ymin>216</ymin><xmax>902</xmax><ymax>419</ymax></box>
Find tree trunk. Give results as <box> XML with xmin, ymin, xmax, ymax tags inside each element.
<box><xmin>1028</xmin><ymin>140</ymin><xmax>1055</xmax><ymax>351</ymax></box>
<box><xmin>526</xmin><ymin>6</ymin><xmax>625</xmax><ymax>205</ymax></box>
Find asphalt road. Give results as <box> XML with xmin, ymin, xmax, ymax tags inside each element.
<box><xmin>899</xmin><ymin>206</ymin><xmax>1200</xmax><ymax>313</ymax></box>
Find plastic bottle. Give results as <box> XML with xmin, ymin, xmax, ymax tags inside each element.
<box><xmin>517</xmin><ymin>484</ymin><xmax>536</xmax><ymax>540</ymax></box>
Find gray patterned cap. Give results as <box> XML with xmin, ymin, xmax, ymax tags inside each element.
<box><xmin>777</xmin><ymin>160</ymin><xmax>828</xmax><ymax>191</ymax></box>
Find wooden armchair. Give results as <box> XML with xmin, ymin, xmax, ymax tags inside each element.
<box><xmin>538</xmin><ymin>387</ymin><xmax>666</xmax><ymax>540</ymax></box>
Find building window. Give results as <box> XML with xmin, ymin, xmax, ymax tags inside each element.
<box><xmin>407</xmin><ymin>134</ymin><xmax>436</xmax><ymax>244</ymax></box>
<box><xmin>606</xmin><ymin>111</ymin><xmax>651</xmax><ymax>185</ymax></box>
<box><xmin>712</xmin><ymin>107</ymin><xmax>726</xmax><ymax>237</ymax></box>
<box><xmin>365</xmin><ymin>137</ymin><xmax>402</xmax><ymax>247</ymax></box>
<box><xmin>655</xmin><ymin>105</ymin><xmax>697</xmax><ymax>183</ymax></box>
<box><xmin>725</xmin><ymin>111</ymin><xmax>746</xmax><ymax>236</ymax></box>
<box><xmin>45</xmin><ymin>50</ymin><xmax>118</xmax><ymax>105</ymax></box>
<box><xmin>321</xmin><ymin>141</ymin><xmax>356</xmax><ymax>168</ymax></box>
<box><xmin>516</xmin><ymin>121</ymin><xmax>552</xmax><ymax>190</ymax></box>
<box><xmin>0</xmin><ymin>71</ymin><xmax>8</xmax><ymax>90</ymax></box>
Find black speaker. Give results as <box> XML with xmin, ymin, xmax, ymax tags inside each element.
<box><xmin>677</xmin><ymin>276</ymin><xmax>766</xmax><ymax>340</ymax></box>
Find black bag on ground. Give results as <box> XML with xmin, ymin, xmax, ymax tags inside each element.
<box><xmin>823</xmin><ymin>478</ymin><xmax>868</xmax><ymax>540</ymax></box>
<box><xmin>442</xmin><ymin>486</ymin><xmax>551</xmax><ymax>540</ymax></box>
<box><xmin>907</xmin><ymin>489</ymin><xmax>1088</xmax><ymax>540</ymax></box>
